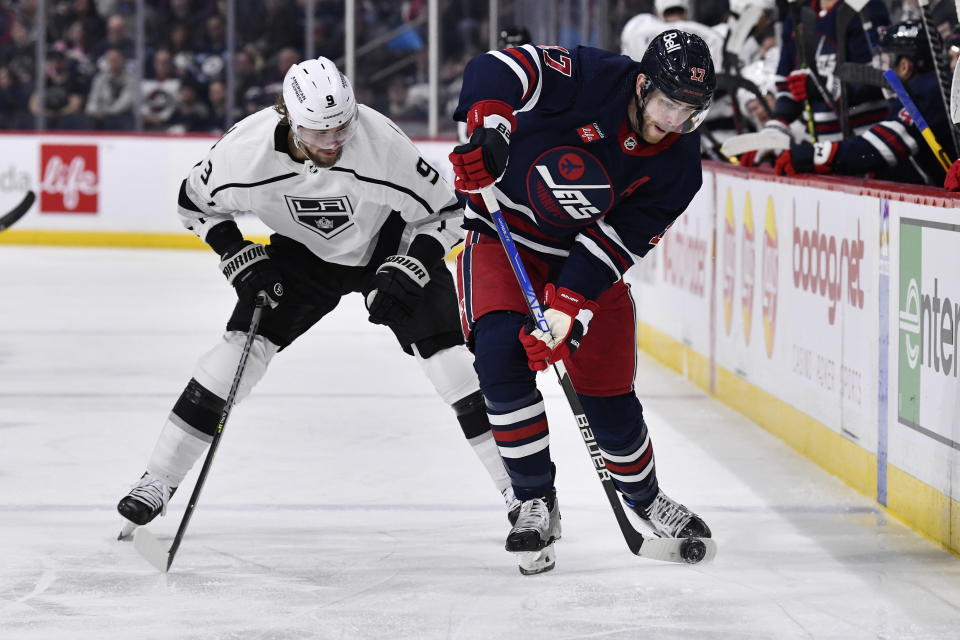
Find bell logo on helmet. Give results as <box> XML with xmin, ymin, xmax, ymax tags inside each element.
<box><xmin>662</xmin><ymin>31</ymin><xmax>681</xmax><ymax>53</ymax></box>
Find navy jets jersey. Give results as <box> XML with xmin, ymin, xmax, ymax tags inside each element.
<box><xmin>830</xmin><ymin>72</ymin><xmax>950</xmax><ymax>185</ymax></box>
<box><xmin>454</xmin><ymin>44</ymin><xmax>703</xmax><ymax>302</ymax></box>
<box><xmin>774</xmin><ymin>0</ymin><xmax>890</xmax><ymax>140</ymax></box>
<box><xmin>177</xmin><ymin>106</ymin><xmax>462</xmax><ymax>267</ymax></box>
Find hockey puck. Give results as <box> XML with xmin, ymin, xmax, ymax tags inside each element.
<box><xmin>679</xmin><ymin>538</ymin><xmax>707</xmax><ymax>564</ymax></box>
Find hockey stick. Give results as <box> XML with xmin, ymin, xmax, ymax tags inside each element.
<box><xmin>477</xmin><ymin>186</ymin><xmax>716</xmax><ymax>565</ymax></box>
<box><xmin>0</xmin><ymin>191</ymin><xmax>36</xmax><ymax>232</ymax></box>
<box><xmin>951</xmin><ymin>0</ymin><xmax>960</xmax><ymax>127</ymax></box>
<box><xmin>883</xmin><ymin>69</ymin><xmax>953</xmax><ymax>171</ymax></box>
<box><xmin>788</xmin><ymin>0</ymin><xmax>820</xmax><ymax>141</ymax></box>
<box><xmin>836</xmin><ymin>61</ymin><xmax>886</xmax><ymax>88</ymax></box>
<box><xmin>798</xmin><ymin>3</ymin><xmax>839</xmax><ymax>114</ymax></box>
<box><xmin>133</xmin><ymin>293</ymin><xmax>268</xmax><ymax>572</ymax></box>
<box><xmin>918</xmin><ymin>0</ymin><xmax>960</xmax><ymax>159</ymax></box>
<box><xmin>720</xmin><ymin>129</ymin><xmax>792</xmax><ymax>156</ymax></box>
<box><xmin>836</xmin><ymin>0</ymin><xmax>871</xmax><ymax>139</ymax></box>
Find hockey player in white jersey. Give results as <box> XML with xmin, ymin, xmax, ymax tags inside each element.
<box><xmin>117</xmin><ymin>56</ymin><xmax>518</xmax><ymax>535</ymax></box>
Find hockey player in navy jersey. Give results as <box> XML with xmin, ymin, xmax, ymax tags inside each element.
<box><xmin>775</xmin><ymin>21</ymin><xmax>951</xmax><ymax>186</ymax></box>
<box><xmin>448</xmin><ymin>30</ymin><xmax>715</xmax><ymax>574</ymax></box>
<box><xmin>115</xmin><ymin>56</ymin><xmax>521</xmax><ymax>537</ymax></box>
<box><xmin>741</xmin><ymin>0</ymin><xmax>890</xmax><ymax>165</ymax></box>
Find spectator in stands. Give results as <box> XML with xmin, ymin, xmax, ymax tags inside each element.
<box><xmin>86</xmin><ymin>46</ymin><xmax>135</xmax><ymax>129</ymax></box>
<box><xmin>29</xmin><ymin>50</ymin><xmax>88</xmax><ymax>129</ymax></box>
<box><xmin>386</xmin><ymin>76</ymin><xmax>426</xmax><ymax>122</ymax></box>
<box><xmin>94</xmin><ymin>14</ymin><xmax>134</xmax><ymax>62</ymax></box>
<box><xmin>204</xmin><ymin>79</ymin><xmax>229</xmax><ymax>132</ymax></box>
<box><xmin>232</xmin><ymin>46</ymin><xmax>262</xmax><ymax>114</ymax></box>
<box><xmin>248</xmin><ymin>0</ymin><xmax>302</xmax><ymax>57</ymax></box>
<box><xmin>60</xmin><ymin>19</ymin><xmax>98</xmax><ymax>81</ymax></box>
<box><xmin>166</xmin><ymin>23</ymin><xmax>198</xmax><ymax>79</ymax></box>
<box><xmin>0</xmin><ymin>64</ymin><xmax>30</xmax><ymax>128</ymax></box>
<box><xmin>166</xmin><ymin>80</ymin><xmax>210</xmax><ymax>133</ymax></box>
<box><xmin>195</xmin><ymin>13</ymin><xmax>227</xmax><ymax>84</ymax></box>
<box><xmin>1</xmin><ymin>19</ymin><xmax>35</xmax><ymax>88</ymax></box>
<box><xmin>142</xmin><ymin>48</ymin><xmax>181</xmax><ymax>131</ymax></box>
<box><xmin>148</xmin><ymin>0</ymin><xmax>203</xmax><ymax>49</ymax></box>
<box><xmin>257</xmin><ymin>46</ymin><xmax>299</xmax><ymax>108</ymax></box>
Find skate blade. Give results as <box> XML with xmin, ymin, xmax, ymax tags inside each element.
<box><xmin>117</xmin><ymin>520</ymin><xmax>137</xmax><ymax>541</ymax></box>
<box><xmin>639</xmin><ymin>536</ymin><xmax>717</xmax><ymax>564</ymax></box>
<box><xmin>133</xmin><ymin>528</ymin><xmax>171</xmax><ymax>572</ymax></box>
<box><xmin>516</xmin><ymin>544</ymin><xmax>556</xmax><ymax>575</ymax></box>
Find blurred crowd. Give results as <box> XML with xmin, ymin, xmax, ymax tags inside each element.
<box><xmin>4</xmin><ymin>0</ymin><xmax>960</xmax><ymax>190</ymax></box>
<box><xmin>622</xmin><ymin>0</ymin><xmax>960</xmax><ymax>188</ymax></box>
<box><xmin>0</xmin><ymin>0</ymin><xmax>488</xmax><ymax>134</ymax></box>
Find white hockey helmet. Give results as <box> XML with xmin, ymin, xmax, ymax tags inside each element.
<box><xmin>282</xmin><ymin>56</ymin><xmax>358</xmax><ymax>150</ymax></box>
<box><xmin>728</xmin><ymin>0</ymin><xmax>775</xmax><ymax>16</ymax></box>
<box><xmin>654</xmin><ymin>0</ymin><xmax>690</xmax><ymax>18</ymax></box>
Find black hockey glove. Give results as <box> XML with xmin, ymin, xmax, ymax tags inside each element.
<box><xmin>219</xmin><ymin>241</ymin><xmax>285</xmax><ymax>308</ymax></box>
<box><xmin>365</xmin><ymin>254</ymin><xmax>430</xmax><ymax>325</ymax></box>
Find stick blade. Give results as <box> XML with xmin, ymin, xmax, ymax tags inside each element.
<box><xmin>133</xmin><ymin>527</ymin><xmax>171</xmax><ymax>572</ymax></box>
<box><xmin>638</xmin><ymin>537</ymin><xmax>718</xmax><ymax>564</ymax></box>
<box><xmin>951</xmin><ymin>58</ymin><xmax>960</xmax><ymax>125</ymax></box>
<box><xmin>0</xmin><ymin>190</ymin><xmax>36</xmax><ymax>232</ymax></box>
<box><xmin>720</xmin><ymin>131</ymin><xmax>791</xmax><ymax>157</ymax></box>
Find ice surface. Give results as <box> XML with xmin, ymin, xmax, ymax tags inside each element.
<box><xmin>1</xmin><ymin>246</ymin><xmax>959</xmax><ymax>640</ymax></box>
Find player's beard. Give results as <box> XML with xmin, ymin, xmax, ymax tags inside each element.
<box><xmin>302</xmin><ymin>144</ymin><xmax>343</xmax><ymax>168</ymax></box>
<box><xmin>630</xmin><ymin>95</ymin><xmax>669</xmax><ymax>144</ymax></box>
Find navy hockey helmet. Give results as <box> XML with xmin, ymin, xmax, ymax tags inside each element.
<box><xmin>639</xmin><ymin>29</ymin><xmax>715</xmax><ymax>108</ymax></box>
<box><xmin>878</xmin><ymin>21</ymin><xmax>932</xmax><ymax>74</ymax></box>
<box><xmin>498</xmin><ymin>26</ymin><xmax>531</xmax><ymax>49</ymax></box>
<box><xmin>637</xmin><ymin>29</ymin><xmax>716</xmax><ymax>132</ymax></box>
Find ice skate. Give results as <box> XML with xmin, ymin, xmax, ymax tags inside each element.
<box><xmin>627</xmin><ymin>489</ymin><xmax>711</xmax><ymax>539</ymax></box>
<box><xmin>625</xmin><ymin>490</ymin><xmax>715</xmax><ymax>563</ymax></box>
<box><xmin>505</xmin><ymin>491</ymin><xmax>561</xmax><ymax>575</ymax></box>
<box><xmin>117</xmin><ymin>472</ymin><xmax>176</xmax><ymax>538</ymax></box>
<box><xmin>502</xmin><ymin>485</ymin><xmax>522</xmax><ymax>525</ymax></box>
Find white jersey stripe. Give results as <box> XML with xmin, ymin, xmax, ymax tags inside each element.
<box><xmin>489</xmin><ymin>50</ymin><xmax>530</xmax><ymax>101</ymax></box>
<box><xmin>487</xmin><ymin>400</ymin><xmax>546</xmax><ymax>426</ymax></box>
<box><xmin>498</xmin><ymin>436</ymin><xmax>550</xmax><ymax>458</ymax></box>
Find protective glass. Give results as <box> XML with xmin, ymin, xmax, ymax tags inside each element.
<box><xmin>295</xmin><ymin>109</ymin><xmax>359</xmax><ymax>150</ymax></box>
<box><xmin>642</xmin><ymin>89</ymin><xmax>711</xmax><ymax>134</ymax></box>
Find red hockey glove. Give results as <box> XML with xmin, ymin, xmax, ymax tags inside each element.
<box><xmin>774</xmin><ymin>141</ymin><xmax>839</xmax><ymax>176</ymax></box>
<box><xmin>449</xmin><ymin>100</ymin><xmax>516</xmax><ymax>193</ymax></box>
<box><xmin>787</xmin><ymin>69</ymin><xmax>819</xmax><ymax>103</ymax></box>
<box><xmin>945</xmin><ymin>159</ymin><xmax>960</xmax><ymax>191</ymax></box>
<box><xmin>518</xmin><ymin>284</ymin><xmax>599</xmax><ymax>371</ymax></box>
<box><xmin>219</xmin><ymin>241</ymin><xmax>285</xmax><ymax>308</ymax></box>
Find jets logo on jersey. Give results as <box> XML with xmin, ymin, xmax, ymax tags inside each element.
<box><xmin>286</xmin><ymin>195</ymin><xmax>354</xmax><ymax>239</ymax></box>
<box><xmin>526</xmin><ymin>147</ymin><xmax>613</xmax><ymax>227</ymax></box>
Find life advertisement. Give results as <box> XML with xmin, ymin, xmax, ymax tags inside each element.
<box><xmin>628</xmin><ymin>170</ymin><xmax>714</xmax><ymax>358</ymax></box>
<box><xmin>0</xmin><ymin>132</ymin><xmax>456</xmax><ymax>236</ymax></box>
<box><xmin>889</xmin><ymin>200</ymin><xmax>960</xmax><ymax>501</ymax></box>
<box><xmin>713</xmin><ymin>172</ymin><xmax>880</xmax><ymax>449</ymax></box>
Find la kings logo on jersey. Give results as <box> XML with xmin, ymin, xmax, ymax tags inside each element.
<box><xmin>285</xmin><ymin>195</ymin><xmax>354</xmax><ymax>239</ymax></box>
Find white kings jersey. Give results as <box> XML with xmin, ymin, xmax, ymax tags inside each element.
<box><xmin>177</xmin><ymin>105</ymin><xmax>463</xmax><ymax>267</ymax></box>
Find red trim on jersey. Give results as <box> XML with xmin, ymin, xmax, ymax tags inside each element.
<box><xmin>504</xmin><ymin>47</ymin><xmax>538</xmax><ymax>103</ymax></box>
<box><xmin>492</xmin><ymin>418</ymin><xmax>548</xmax><ymax>443</ymax></box>
<box><xmin>584</xmin><ymin>226</ymin><xmax>631</xmax><ymax>271</ymax></box>
<box><xmin>873</xmin><ymin>124</ymin><xmax>910</xmax><ymax>157</ymax></box>
<box><xmin>617</xmin><ymin>119</ymin><xmax>680</xmax><ymax>156</ymax></box>
<box><xmin>604</xmin><ymin>447</ymin><xmax>653</xmax><ymax>474</ymax></box>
